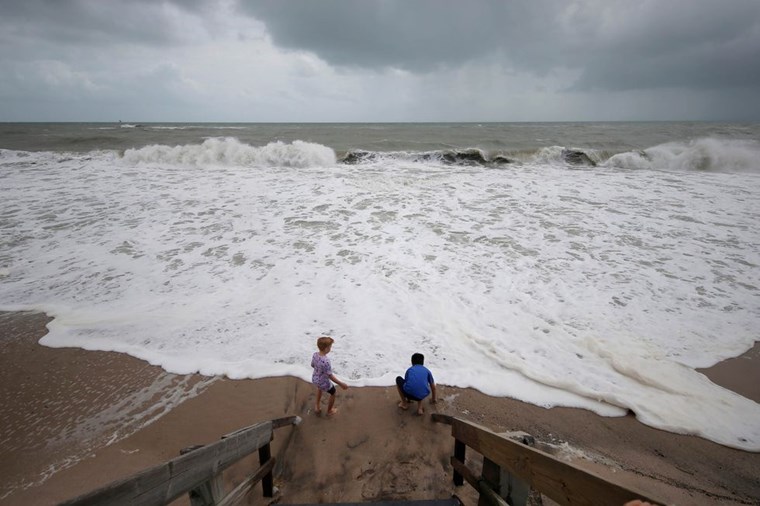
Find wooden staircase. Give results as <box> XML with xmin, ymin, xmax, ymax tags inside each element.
<box><xmin>60</xmin><ymin>414</ymin><xmax>664</xmax><ymax>506</ymax></box>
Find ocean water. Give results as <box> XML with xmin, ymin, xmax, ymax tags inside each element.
<box><xmin>1</xmin><ymin>122</ymin><xmax>759</xmax><ymax>451</ymax></box>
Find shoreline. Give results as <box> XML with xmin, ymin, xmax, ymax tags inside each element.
<box><xmin>1</xmin><ymin>311</ymin><xmax>759</xmax><ymax>505</ymax></box>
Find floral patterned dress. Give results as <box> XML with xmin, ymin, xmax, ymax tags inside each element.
<box><xmin>311</xmin><ymin>352</ymin><xmax>333</xmax><ymax>391</ymax></box>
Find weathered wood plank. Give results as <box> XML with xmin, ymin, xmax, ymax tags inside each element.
<box><xmin>453</xmin><ymin>439</ymin><xmax>466</xmax><ymax>487</ymax></box>
<box><xmin>478</xmin><ymin>457</ymin><xmax>501</xmax><ymax>506</ymax></box>
<box><xmin>450</xmin><ymin>457</ymin><xmax>480</xmax><ymax>490</ymax></box>
<box><xmin>59</xmin><ymin>464</ymin><xmax>173</xmax><ymax>506</ymax></box>
<box><xmin>217</xmin><ymin>457</ymin><xmax>276</xmax><ymax>506</ymax></box>
<box><xmin>272</xmin><ymin>415</ymin><xmax>302</xmax><ymax>429</ymax></box>
<box><xmin>449</xmin><ymin>459</ymin><xmax>507</xmax><ymax>506</ymax></box>
<box><xmin>165</xmin><ymin>422</ymin><xmax>273</xmax><ymax>501</ymax></box>
<box><xmin>186</xmin><ymin>473</ymin><xmax>224</xmax><ymax>506</ymax></box>
<box><xmin>180</xmin><ymin>446</ymin><xmax>223</xmax><ymax>506</ymax></box>
<box><xmin>477</xmin><ymin>480</ymin><xmax>509</xmax><ymax>506</ymax></box>
<box><xmin>62</xmin><ymin>420</ymin><xmax>274</xmax><ymax>506</ymax></box>
<box><xmin>450</xmin><ymin>418</ymin><xmax>661</xmax><ymax>506</ymax></box>
<box><xmin>259</xmin><ymin>443</ymin><xmax>274</xmax><ymax>497</ymax></box>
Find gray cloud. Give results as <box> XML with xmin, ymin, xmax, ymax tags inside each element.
<box><xmin>568</xmin><ymin>1</ymin><xmax>760</xmax><ymax>91</ymax></box>
<box><xmin>242</xmin><ymin>0</ymin><xmax>760</xmax><ymax>92</ymax></box>
<box><xmin>0</xmin><ymin>0</ymin><xmax>215</xmax><ymax>56</ymax></box>
<box><xmin>240</xmin><ymin>1</ymin><xmax>552</xmax><ymax>71</ymax></box>
<box><xmin>0</xmin><ymin>0</ymin><xmax>759</xmax><ymax>121</ymax></box>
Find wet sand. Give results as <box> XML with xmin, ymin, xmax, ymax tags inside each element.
<box><xmin>1</xmin><ymin>311</ymin><xmax>758</xmax><ymax>505</ymax></box>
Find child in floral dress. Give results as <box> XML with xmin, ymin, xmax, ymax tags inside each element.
<box><xmin>311</xmin><ymin>336</ymin><xmax>348</xmax><ymax>416</ymax></box>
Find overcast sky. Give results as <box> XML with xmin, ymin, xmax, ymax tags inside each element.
<box><xmin>1</xmin><ymin>0</ymin><xmax>759</xmax><ymax>122</ymax></box>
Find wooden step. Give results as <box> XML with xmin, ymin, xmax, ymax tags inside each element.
<box><xmin>279</xmin><ymin>497</ymin><xmax>463</xmax><ymax>506</ymax></box>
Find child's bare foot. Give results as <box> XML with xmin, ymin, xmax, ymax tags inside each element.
<box><xmin>327</xmin><ymin>408</ymin><xmax>339</xmax><ymax>416</ymax></box>
<box><xmin>416</xmin><ymin>408</ymin><xmax>425</xmax><ymax>416</ymax></box>
<box><xmin>397</xmin><ymin>401</ymin><xmax>409</xmax><ymax>410</ymax></box>
<box><xmin>314</xmin><ymin>408</ymin><xmax>322</xmax><ymax>416</ymax></box>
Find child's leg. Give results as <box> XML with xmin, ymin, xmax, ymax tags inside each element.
<box><xmin>416</xmin><ymin>400</ymin><xmax>424</xmax><ymax>415</ymax></box>
<box><xmin>395</xmin><ymin>377</ymin><xmax>409</xmax><ymax>409</ymax></box>
<box><xmin>315</xmin><ymin>388</ymin><xmax>323</xmax><ymax>414</ymax></box>
<box><xmin>396</xmin><ymin>385</ymin><xmax>409</xmax><ymax>409</ymax></box>
<box><xmin>327</xmin><ymin>392</ymin><xmax>337</xmax><ymax>415</ymax></box>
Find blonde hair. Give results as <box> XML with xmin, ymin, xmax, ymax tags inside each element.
<box><xmin>317</xmin><ymin>336</ymin><xmax>334</xmax><ymax>351</ymax></box>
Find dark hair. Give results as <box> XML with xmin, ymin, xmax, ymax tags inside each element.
<box><xmin>411</xmin><ymin>353</ymin><xmax>424</xmax><ymax>365</ymax></box>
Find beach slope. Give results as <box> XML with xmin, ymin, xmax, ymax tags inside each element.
<box><xmin>1</xmin><ymin>311</ymin><xmax>759</xmax><ymax>505</ymax></box>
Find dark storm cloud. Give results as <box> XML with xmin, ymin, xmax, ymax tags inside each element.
<box><xmin>241</xmin><ymin>0</ymin><xmax>760</xmax><ymax>92</ymax></box>
<box><xmin>240</xmin><ymin>0</ymin><xmax>546</xmax><ymax>71</ymax></box>
<box><xmin>1</xmin><ymin>0</ymin><xmax>758</xmax><ymax>121</ymax></box>
<box><xmin>0</xmin><ymin>0</ymin><xmax>210</xmax><ymax>48</ymax></box>
<box><xmin>569</xmin><ymin>1</ymin><xmax>760</xmax><ymax>92</ymax></box>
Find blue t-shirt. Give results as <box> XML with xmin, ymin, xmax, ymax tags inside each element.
<box><xmin>403</xmin><ymin>364</ymin><xmax>434</xmax><ymax>399</ymax></box>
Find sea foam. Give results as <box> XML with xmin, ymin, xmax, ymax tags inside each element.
<box><xmin>122</xmin><ymin>137</ymin><xmax>337</xmax><ymax>168</ymax></box>
<box><xmin>1</xmin><ymin>142</ymin><xmax>759</xmax><ymax>451</ymax></box>
<box><xmin>604</xmin><ymin>137</ymin><xmax>760</xmax><ymax>173</ymax></box>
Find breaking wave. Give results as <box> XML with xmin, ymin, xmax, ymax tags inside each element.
<box><xmin>339</xmin><ymin>137</ymin><xmax>760</xmax><ymax>173</ymax></box>
<box><xmin>604</xmin><ymin>138</ymin><xmax>760</xmax><ymax>173</ymax></box>
<box><xmin>339</xmin><ymin>146</ymin><xmax>603</xmax><ymax>168</ymax></box>
<box><xmin>52</xmin><ymin>135</ymin><xmax>760</xmax><ymax>174</ymax></box>
<box><xmin>340</xmin><ymin>148</ymin><xmax>513</xmax><ymax>167</ymax></box>
<box><xmin>121</xmin><ymin>137</ymin><xmax>336</xmax><ymax>168</ymax></box>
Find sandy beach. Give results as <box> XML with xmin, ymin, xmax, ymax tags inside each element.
<box><xmin>1</xmin><ymin>311</ymin><xmax>759</xmax><ymax>505</ymax></box>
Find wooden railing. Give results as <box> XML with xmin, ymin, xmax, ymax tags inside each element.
<box><xmin>61</xmin><ymin>415</ymin><xmax>301</xmax><ymax>506</ymax></box>
<box><xmin>432</xmin><ymin>414</ymin><xmax>664</xmax><ymax>506</ymax></box>
<box><xmin>60</xmin><ymin>411</ymin><xmax>665</xmax><ymax>506</ymax></box>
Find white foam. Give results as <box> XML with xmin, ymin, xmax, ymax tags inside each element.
<box><xmin>604</xmin><ymin>137</ymin><xmax>760</xmax><ymax>173</ymax></box>
<box><xmin>122</xmin><ymin>137</ymin><xmax>336</xmax><ymax>168</ymax></box>
<box><xmin>1</xmin><ymin>145</ymin><xmax>760</xmax><ymax>451</ymax></box>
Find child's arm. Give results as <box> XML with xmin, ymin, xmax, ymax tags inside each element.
<box><xmin>429</xmin><ymin>382</ymin><xmax>437</xmax><ymax>403</ymax></box>
<box><xmin>330</xmin><ymin>373</ymin><xmax>349</xmax><ymax>390</ymax></box>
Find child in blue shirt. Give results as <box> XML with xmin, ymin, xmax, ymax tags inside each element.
<box><xmin>396</xmin><ymin>352</ymin><xmax>437</xmax><ymax>415</ymax></box>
